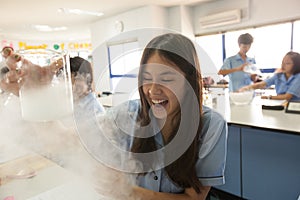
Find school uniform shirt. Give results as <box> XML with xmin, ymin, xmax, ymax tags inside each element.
<box><xmin>74</xmin><ymin>92</ymin><xmax>105</xmax><ymax>115</ymax></box>
<box><xmin>264</xmin><ymin>72</ymin><xmax>300</xmax><ymax>101</ymax></box>
<box><xmin>102</xmin><ymin>100</ymin><xmax>227</xmax><ymax>193</ymax></box>
<box><xmin>72</xmin><ymin>92</ymin><xmax>106</xmax><ymax>141</ymax></box>
<box><xmin>133</xmin><ymin>104</ymin><xmax>227</xmax><ymax>193</ymax></box>
<box><xmin>220</xmin><ymin>54</ymin><xmax>256</xmax><ymax>92</ymax></box>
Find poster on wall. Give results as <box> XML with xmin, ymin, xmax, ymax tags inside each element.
<box><xmin>1</xmin><ymin>39</ymin><xmax>92</xmax><ymax>56</ymax></box>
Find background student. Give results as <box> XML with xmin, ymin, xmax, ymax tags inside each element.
<box><xmin>239</xmin><ymin>51</ymin><xmax>300</xmax><ymax>101</ymax></box>
<box><xmin>218</xmin><ymin>33</ymin><xmax>258</xmax><ymax>92</ymax></box>
<box><xmin>70</xmin><ymin>56</ymin><xmax>105</xmax><ymax>115</ymax></box>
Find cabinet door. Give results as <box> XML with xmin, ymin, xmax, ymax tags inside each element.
<box><xmin>242</xmin><ymin>127</ymin><xmax>300</xmax><ymax>200</ymax></box>
<box><xmin>215</xmin><ymin>125</ymin><xmax>241</xmax><ymax>197</ymax></box>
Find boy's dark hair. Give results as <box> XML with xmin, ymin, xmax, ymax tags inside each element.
<box><xmin>238</xmin><ymin>33</ymin><xmax>253</xmax><ymax>45</ymax></box>
<box><xmin>70</xmin><ymin>56</ymin><xmax>93</xmax><ymax>91</ymax></box>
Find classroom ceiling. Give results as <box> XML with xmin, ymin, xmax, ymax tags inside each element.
<box><xmin>0</xmin><ymin>0</ymin><xmax>216</xmax><ymax>42</ymax></box>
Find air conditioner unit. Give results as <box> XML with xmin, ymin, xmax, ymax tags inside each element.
<box><xmin>199</xmin><ymin>9</ymin><xmax>241</xmax><ymax>28</ymax></box>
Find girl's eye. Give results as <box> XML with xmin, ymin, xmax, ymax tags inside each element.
<box><xmin>143</xmin><ymin>77</ymin><xmax>152</xmax><ymax>82</ymax></box>
<box><xmin>161</xmin><ymin>79</ymin><xmax>174</xmax><ymax>82</ymax></box>
<box><xmin>161</xmin><ymin>75</ymin><xmax>175</xmax><ymax>82</ymax></box>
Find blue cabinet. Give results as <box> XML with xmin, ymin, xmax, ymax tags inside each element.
<box><xmin>216</xmin><ymin>125</ymin><xmax>300</xmax><ymax>200</ymax></box>
<box><xmin>241</xmin><ymin>127</ymin><xmax>300</xmax><ymax>200</ymax></box>
<box><xmin>215</xmin><ymin>125</ymin><xmax>241</xmax><ymax>197</ymax></box>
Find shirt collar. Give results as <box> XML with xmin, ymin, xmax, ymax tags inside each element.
<box><xmin>278</xmin><ymin>72</ymin><xmax>295</xmax><ymax>82</ymax></box>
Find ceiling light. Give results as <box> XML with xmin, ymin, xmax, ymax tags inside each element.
<box><xmin>58</xmin><ymin>8</ymin><xmax>103</xmax><ymax>17</ymax></box>
<box><xmin>52</xmin><ymin>26</ymin><xmax>68</xmax><ymax>31</ymax></box>
<box><xmin>32</xmin><ymin>25</ymin><xmax>67</xmax><ymax>32</ymax></box>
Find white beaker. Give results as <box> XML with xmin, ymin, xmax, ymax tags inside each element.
<box><xmin>18</xmin><ymin>49</ymin><xmax>73</xmax><ymax>121</ymax></box>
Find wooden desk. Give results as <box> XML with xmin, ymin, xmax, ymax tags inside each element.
<box><xmin>0</xmin><ymin>153</ymin><xmax>101</xmax><ymax>200</ymax></box>
<box><xmin>0</xmin><ymin>153</ymin><xmax>54</xmax><ymax>185</ymax></box>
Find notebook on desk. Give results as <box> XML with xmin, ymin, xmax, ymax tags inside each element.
<box><xmin>285</xmin><ymin>101</ymin><xmax>300</xmax><ymax>114</ymax></box>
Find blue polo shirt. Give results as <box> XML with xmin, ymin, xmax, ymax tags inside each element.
<box><xmin>265</xmin><ymin>72</ymin><xmax>300</xmax><ymax>101</ymax></box>
<box><xmin>221</xmin><ymin>54</ymin><xmax>256</xmax><ymax>92</ymax></box>
<box><xmin>74</xmin><ymin>92</ymin><xmax>105</xmax><ymax>116</ymax></box>
<box><xmin>134</xmin><ymin>105</ymin><xmax>227</xmax><ymax>193</ymax></box>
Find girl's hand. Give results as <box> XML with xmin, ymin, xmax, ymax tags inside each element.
<box><xmin>4</xmin><ymin>53</ymin><xmax>63</xmax><ymax>89</ymax></box>
<box><xmin>261</xmin><ymin>96</ymin><xmax>268</xmax><ymax>99</ymax></box>
<box><xmin>5</xmin><ymin>54</ymin><xmax>22</xmax><ymax>71</ymax></box>
<box><xmin>0</xmin><ymin>69</ymin><xmax>25</xmax><ymax>96</ymax></box>
<box><xmin>1</xmin><ymin>47</ymin><xmax>14</xmax><ymax>59</ymax></box>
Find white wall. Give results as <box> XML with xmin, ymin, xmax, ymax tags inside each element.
<box><xmin>167</xmin><ymin>6</ymin><xmax>195</xmax><ymax>38</ymax></box>
<box><xmin>90</xmin><ymin>5</ymin><xmax>170</xmax><ymax>92</ymax></box>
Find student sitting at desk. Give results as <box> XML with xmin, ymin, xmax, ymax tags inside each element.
<box><xmin>70</xmin><ymin>56</ymin><xmax>105</xmax><ymax>115</ymax></box>
<box><xmin>239</xmin><ymin>51</ymin><xmax>300</xmax><ymax>101</ymax></box>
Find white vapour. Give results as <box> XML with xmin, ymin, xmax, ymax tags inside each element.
<box><xmin>0</xmin><ymin>93</ymin><xmax>137</xmax><ymax>200</ymax></box>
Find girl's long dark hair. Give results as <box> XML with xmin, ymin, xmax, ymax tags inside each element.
<box><xmin>131</xmin><ymin>33</ymin><xmax>204</xmax><ymax>193</ymax></box>
<box><xmin>285</xmin><ymin>51</ymin><xmax>300</xmax><ymax>74</ymax></box>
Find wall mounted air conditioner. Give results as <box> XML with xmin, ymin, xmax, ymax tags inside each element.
<box><xmin>199</xmin><ymin>9</ymin><xmax>241</xmax><ymax>28</ymax></box>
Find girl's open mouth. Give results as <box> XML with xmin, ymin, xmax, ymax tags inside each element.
<box><xmin>152</xmin><ymin>99</ymin><xmax>168</xmax><ymax>106</ymax></box>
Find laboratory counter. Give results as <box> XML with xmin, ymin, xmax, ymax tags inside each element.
<box><xmin>212</xmin><ymin>93</ymin><xmax>300</xmax><ymax>200</ymax></box>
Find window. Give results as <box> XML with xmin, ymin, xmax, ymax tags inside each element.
<box><xmin>251</xmin><ymin>23</ymin><xmax>291</xmax><ymax>70</ymax></box>
<box><xmin>196</xmin><ymin>33</ymin><xmax>223</xmax><ymax>70</ymax></box>
<box><xmin>293</xmin><ymin>20</ymin><xmax>300</xmax><ymax>53</ymax></box>
<box><xmin>107</xmin><ymin>39</ymin><xmax>142</xmax><ymax>93</ymax></box>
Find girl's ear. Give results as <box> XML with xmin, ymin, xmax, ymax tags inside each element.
<box><xmin>86</xmin><ymin>74</ymin><xmax>92</xmax><ymax>83</ymax></box>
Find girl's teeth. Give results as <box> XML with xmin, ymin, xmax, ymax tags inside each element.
<box><xmin>152</xmin><ymin>99</ymin><xmax>166</xmax><ymax>104</ymax></box>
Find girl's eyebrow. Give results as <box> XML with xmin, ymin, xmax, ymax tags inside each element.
<box><xmin>143</xmin><ymin>71</ymin><xmax>177</xmax><ymax>75</ymax></box>
<box><xmin>160</xmin><ymin>71</ymin><xmax>177</xmax><ymax>76</ymax></box>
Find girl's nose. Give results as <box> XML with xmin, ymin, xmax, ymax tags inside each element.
<box><xmin>149</xmin><ymin>83</ymin><xmax>162</xmax><ymax>95</ymax></box>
